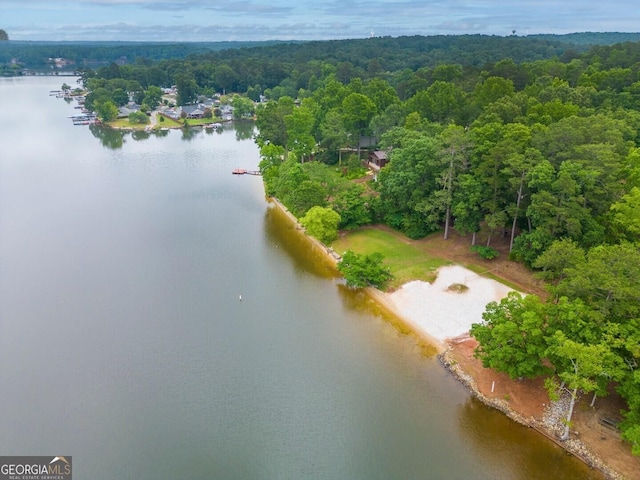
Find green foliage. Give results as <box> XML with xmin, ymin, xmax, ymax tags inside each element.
<box><xmin>255</xmin><ymin>97</ymin><xmax>294</xmax><ymax>147</ymax></box>
<box><xmin>128</xmin><ymin>111</ymin><xmax>149</xmax><ymax>124</ymax></box>
<box><xmin>378</xmin><ymin>133</ymin><xmax>445</xmax><ymax>238</ymax></box>
<box><xmin>0</xmin><ymin>29</ymin><xmax>8</xmax><ymax>41</ymax></box>
<box><xmin>532</xmin><ymin>238</ymin><xmax>584</xmax><ymax>281</ymax></box>
<box><xmin>470</xmin><ymin>245</ymin><xmax>499</xmax><ymax>260</ymax></box>
<box><xmin>300</xmin><ymin>206</ymin><xmax>341</xmax><ymax>244</ymax></box>
<box><xmin>285</xmin><ymin>180</ymin><xmax>328</xmax><ymax>217</ymax></box>
<box><xmin>618</xmin><ymin>369</ymin><xmax>640</xmax><ymax>456</ymax></box>
<box><xmin>284</xmin><ymin>102</ymin><xmax>316</xmax><ymax>161</ymax></box>
<box><xmin>547</xmin><ymin>332</ymin><xmax>623</xmax><ymax>388</ymax></box>
<box><xmin>143</xmin><ymin>85</ymin><xmax>163</xmax><ymax>108</ymax></box>
<box><xmin>610</xmin><ymin>187</ymin><xmax>640</xmax><ymax>242</ymax></box>
<box><xmin>331</xmin><ymin>184</ymin><xmax>373</xmax><ymax>230</ymax></box>
<box><xmin>337</xmin><ymin>250</ymin><xmax>393</xmax><ymax>289</ymax></box>
<box><xmin>555</xmin><ymin>242</ymin><xmax>640</xmax><ymax>321</ymax></box>
<box><xmin>471</xmin><ymin>292</ymin><xmax>551</xmax><ymax>379</ymax></box>
<box><xmin>341</xmin><ymin>92</ymin><xmax>377</xmax><ymax>135</ymax></box>
<box><xmin>259</xmin><ymin>143</ymin><xmax>286</xmax><ymax>195</ymax></box>
<box><xmin>95</xmin><ymin>100</ymin><xmax>119</xmax><ymax>122</ymax></box>
<box><xmin>231</xmin><ymin>95</ymin><xmax>255</xmax><ymax>119</ymax></box>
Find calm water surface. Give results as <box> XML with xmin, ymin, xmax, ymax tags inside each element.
<box><xmin>0</xmin><ymin>77</ymin><xmax>600</xmax><ymax>479</ymax></box>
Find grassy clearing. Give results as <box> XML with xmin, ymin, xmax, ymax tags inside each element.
<box><xmin>185</xmin><ymin>117</ymin><xmax>223</xmax><ymax>126</ymax></box>
<box><xmin>109</xmin><ymin>118</ymin><xmax>149</xmax><ymax>129</ymax></box>
<box><xmin>157</xmin><ymin>115</ymin><xmax>183</xmax><ymax>128</ymax></box>
<box><xmin>331</xmin><ymin>227</ymin><xmax>450</xmax><ymax>289</ymax></box>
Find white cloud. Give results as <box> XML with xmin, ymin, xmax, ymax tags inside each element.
<box><xmin>2</xmin><ymin>0</ymin><xmax>640</xmax><ymax>41</ymax></box>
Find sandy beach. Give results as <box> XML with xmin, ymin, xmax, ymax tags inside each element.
<box><xmin>382</xmin><ymin>265</ymin><xmax>516</xmax><ymax>344</ymax></box>
<box><xmin>268</xmin><ymin>197</ymin><xmax>516</xmax><ymax>346</ymax></box>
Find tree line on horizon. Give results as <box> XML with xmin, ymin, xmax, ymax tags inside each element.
<box><xmin>40</xmin><ymin>33</ymin><xmax>640</xmax><ymax>456</ymax></box>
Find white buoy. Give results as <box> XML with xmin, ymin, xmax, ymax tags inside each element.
<box><xmin>239</xmin><ymin>294</ymin><xmax>242</xmax><ymax>301</ymax></box>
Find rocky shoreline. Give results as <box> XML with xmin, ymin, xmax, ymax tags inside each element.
<box><xmin>439</xmin><ymin>347</ymin><xmax>624</xmax><ymax>480</ymax></box>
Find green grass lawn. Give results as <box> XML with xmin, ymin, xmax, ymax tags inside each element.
<box><xmin>157</xmin><ymin>115</ymin><xmax>183</xmax><ymax>128</ymax></box>
<box><xmin>109</xmin><ymin>118</ymin><xmax>149</xmax><ymax>129</ymax></box>
<box><xmin>331</xmin><ymin>228</ymin><xmax>450</xmax><ymax>289</ymax></box>
<box><xmin>185</xmin><ymin>117</ymin><xmax>222</xmax><ymax>126</ymax></box>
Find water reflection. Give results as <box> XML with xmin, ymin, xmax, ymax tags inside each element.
<box><xmin>130</xmin><ymin>130</ymin><xmax>151</xmax><ymax>141</ymax></box>
<box><xmin>263</xmin><ymin>201</ymin><xmax>337</xmax><ymax>280</ymax></box>
<box><xmin>89</xmin><ymin>124</ymin><xmax>125</xmax><ymax>149</ymax></box>
<box><xmin>87</xmin><ymin>123</ymin><xmax>235</xmax><ymax>149</ymax></box>
<box><xmin>457</xmin><ymin>397</ymin><xmax>603</xmax><ymax>480</ymax></box>
<box><xmin>234</xmin><ymin>120</ymin><xmax>256</xmax><ymax>140</ymax></box>
<box><xmin>180</xmin><ymin>126</ymin><xmax>201</xmax><ymax>141</ymax></box>
<box><xmin>154</xmin><ymin>128</ymin><xmax>169</xmax><ymax>138</ymax></box>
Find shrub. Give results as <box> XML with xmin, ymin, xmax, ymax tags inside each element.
<box><xmin>470</xmin><ymin>245</ymin><xmax>499</xmax><ymax>260</ymax></box>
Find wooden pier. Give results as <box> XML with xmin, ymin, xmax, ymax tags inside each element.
<box><xmin>232</xmin><ymin>169</ymin><xmax>261</xmax><ymax>175</ymax></box>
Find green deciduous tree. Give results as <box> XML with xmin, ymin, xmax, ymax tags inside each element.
<box><xmin>300</xmin><ymin>206</ymin><xmax>341</xmax><ymax>244</ymax></box>
<box><xmin>532</xmin><ymin>238</ymin><xmax>585</xmax><ymax>281</ymax></box>
<box><xmin>175</xmin><ymin>73</ymin><xmax>198</xmax><ymax>106</ymax></box>
<box><xmin>474</xmin><ymin>76</ymin><xmax>515</xmax><ymax>108</ymax></box>
<box><xmin>231</xmin><ymin>95</ymin><xmax>255</xmax><ymax>119</ymax></box>
<box><xmin>471</xmin><ymin>292</ymin><xmax>551</xmax><ymax>379</ymax></box>
<box><xmin>255</xmin><ymin>96</ymin><xmax>294</xmax><ymax>148</ymax></box>
<box><xmin>143</xmin><ymin>85</ymin><xmax>163</xmax><ymax>109</ymax></box>
<box><xmin>438</xmin><ymin>125</ymin><xmax>472</xmax><ymax>240</ymax></box>
<box><xmin>452</xmin><ymin>173</ymin><xmax>484</xmax><ymax>245</ymax></box>
<box><xmin>95</xmin><ymin>100</ymin><xmax>119</xmax><ymax>122</ymax></box>
<box><xmin>259</xmin><ymin>143</ymin><xmax>286</xmax><ymax>195</ymax></box>
<box><xmin>284</xmin><ymin>103</ymin><xmax>316</xmax><ymax>162</ymax></box>
<box><xmin>556</xmin><ymin>242</ymin><xmax>640</xmax><ymax>322</ymax></box>
<box><xmin>341</xmin><ymin>92</ymin><xmax>377</xmax><ymax>137</ymax></box>
<box><xmin>331</xmin><ymin>184</ymin><xmax>373</xmax><ymax>229</ymax></box>
<box><xmin>618</xmin><ymin>369</ymin><xmax>640</xmax><ymax>456</ymax></box>
<box><xmin>546</xmin><ymin>331</ymin><xmax>624</xmax><ymax>440</ymax></box>
<box><xmin>378</xmin><ymin>134</ymin><xmax>446</xmax><ymax>238</ymax></box>
<box><xmin>285</xmin><ymin>180</ymin><xmax>328</xmax><ymax>217</ymax></box>
<box><xmin>337</xmin><ymin>250</ymin><xmax>393</xmax><ymax>289</ymax></box>
<box><xmin>610</xmin><ymin>187</ymin><xmax>640</xmax><ymax>242</ymax></box>
<box><xmin>128</xmin><ymin>111</ymin><xmax>149</xmax><ymax>124</ymax></box>
<box><xmin>319</xmin><ymin>109</ymin><xmax>349</xmax><ymax>163</ymax></box>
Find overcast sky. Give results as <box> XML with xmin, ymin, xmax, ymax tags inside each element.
<box><xmin>2</xmin><ymin>0</ymin><xmax>639</xmax><ymax>42</ymax></box>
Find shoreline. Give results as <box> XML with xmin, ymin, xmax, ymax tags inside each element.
<box><xmin>438</xmin><ymin>348</ymin><xmax>623</xmax><ymax>479</ymax></box>
<box><xmin>267</xmin><ymin>195</ymin><xmax>628</xmax><ymax>479</ymax></box>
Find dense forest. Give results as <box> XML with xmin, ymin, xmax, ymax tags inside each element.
<box><xmin>3</xmin><ymin>32</ymin><xmax>640</xmax><ymax>76</ymax></box>
<box><xmin>21</xmin><ymin>33</ymin><xmax>640</xmax><ymax>455</ymax></box>
<box><xmin>0</xmin><ymin>40</ymin><xmax>293</xmax><ymax>75</ymax></box>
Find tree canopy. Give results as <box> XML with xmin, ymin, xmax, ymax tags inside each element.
<box><xmin>337</xmin><ymin>250</ymin><xmax>393</xmax><ymax>289</ymax></box>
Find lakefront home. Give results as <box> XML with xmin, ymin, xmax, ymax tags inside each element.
<box><xmin>367</xmin><ymin>150</ymin><xmax>389</xmax><ymax>171</ymax></box>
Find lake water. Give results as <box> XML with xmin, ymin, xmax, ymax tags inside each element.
<box><xmin>0</xmin><ymin>77</ymin><xmax>600</xmax><ymax>479</ymax></box>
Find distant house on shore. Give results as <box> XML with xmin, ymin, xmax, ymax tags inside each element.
<box><xmin>118</xmin><ymin>103</ymin><xmax>141</xmax><ymax>118</ymax></box>
<box><xmin>367</xmin><ymin>150</ymin><xmax>389</xmax><ymax>171</ymax></box>
<box><xmin>181</xmin><ymin>105</ymin><xmax>205</xmax><ymax>119</ymax></box>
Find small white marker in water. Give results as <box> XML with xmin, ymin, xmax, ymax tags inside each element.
<box><xmin>239</xmin><ymin>294</ymin><xmax>242</xmax><ymax>301</ymax></box>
